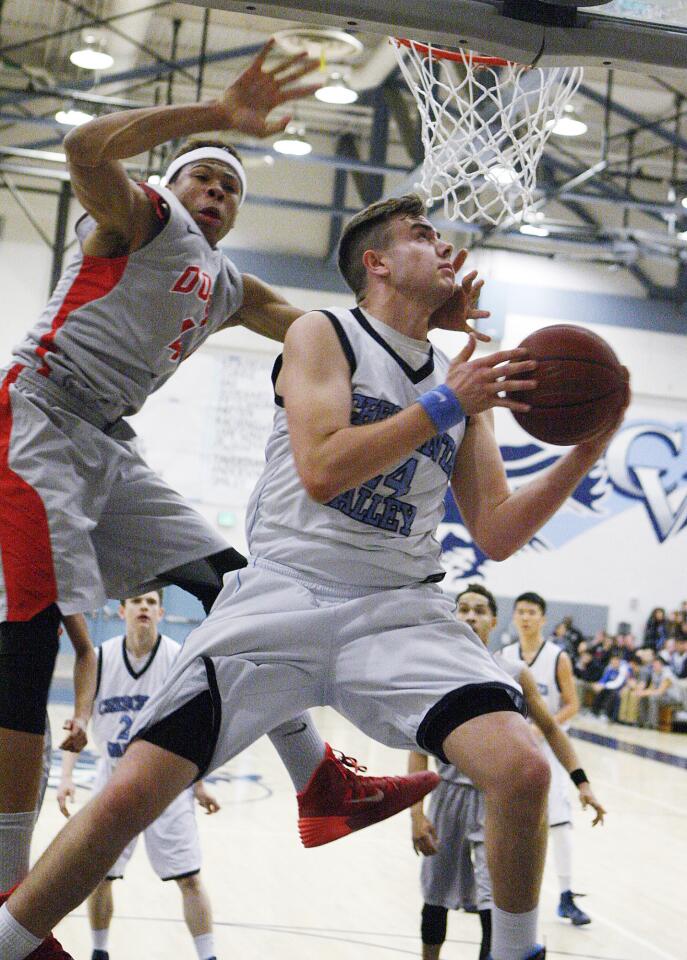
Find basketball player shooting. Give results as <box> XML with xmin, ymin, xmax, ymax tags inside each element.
<box><xmin>0</xmin><ymin>194</ymin><xmax>629</xmax><ymax>960</ymax></box>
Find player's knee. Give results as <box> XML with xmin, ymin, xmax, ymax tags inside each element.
<box><xmin>176</xmin><ymin>871</ymin><xmax>202</xmax><ymax>893</ymax></box>
<box><xmin>421</xmin><ymin>903</ymin><xmax>448</xmax><ymax>945</ymax></box>
<box><xmin>506</xmin><ymin>745</ymin><xmax>550</xmax><ymax>807</ymax></box>
<box><xmin>0</xmin><ymin>604</ymin><xmax>60</xmax><ymax>733</ymax></box>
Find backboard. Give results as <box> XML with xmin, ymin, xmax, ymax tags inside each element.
<box><xmin>186</xmin><ymin>0</ymin><xmax>687</xmax><ymax>77</ymax></box>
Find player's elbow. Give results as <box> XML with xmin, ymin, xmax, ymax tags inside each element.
<box><xmin>63</xmin><ymin>124</ymin><xmax>101</xmax><ymax>166</ymax></box>
<box><xmin>301</xmin><ymin>470</ymin><xmax>337</xmax><ymax>503</ymax></box>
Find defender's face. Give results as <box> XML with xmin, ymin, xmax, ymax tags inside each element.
<box><xmin>383</xmin><ymin>215</ymin><xmax>455</xmax><ymax>304</ymax></box>
<box><xmin>169</xmin><ymin>161</ymin><xmax>241</xmax><ymax>244</ymax></box>
<box><xmin>120</xmin><ymin>592</ymin><xmax>163</xmax><ymax>636</ymax></box>
<box><xmin>513</xmin><ymin>601</ymin><xmax>546</xmax><ymax>640</ymax></box>
<box><xmin>456</xmin><ymin>591</ymin><xmax>497</xmax><ymax>646</ymax></box>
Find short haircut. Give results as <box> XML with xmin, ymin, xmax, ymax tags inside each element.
<box><xmin>166</xmin><ymin>139</ymin><xmax>243</xmax><ymax>183</ymax></box>
<box><xmin>337</xmin><ymin>194</ymin><xmax>425</xmax><ymax>301</ymax></box>
<box><xmin>120</xmin><ymin>589</ymin><xmax>164</xmax><ymax>606</ymax></box>
<box><xmin>456</xmin><ymin>583</ymin><xmax>498</xmax><ymax>618</ymax></box>
<box><xmin>514</xmin><ymin>591</ymin><xmax>547</xmax><ymax>614</ymax></box>
<box><xmin>629</xmin><ymin>654</ymin><xmax>644</xmax><ymax>666</ymax></box>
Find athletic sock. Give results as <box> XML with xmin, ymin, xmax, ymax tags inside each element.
<box><xmin>92</xmin><ymin>928</ymin><xmax>110</xmax><ymax>951</ymax></box>
<box><xmin>268</xmin><ymin>713</ymin><xmax>326</xmax><ymax>791</ymax></box>
<box><xmin>550</xmin><ymin>823</ymin><xmax>573</xmax><ymax>894</ymax></box>
<box><xmin>490</xmin><ymin>904</ymin><xmax>539</xmax><ymax>960</ymax></box>
<box><xmin>0</xmin><ymin>903</ymin><xmax>43</xmax><ymax>959</ymax></box>
<box><xmin>0</xmin><ymin>811</ymin><xmax>35</xmax><ymax>888</ymax></box>
<box><xmin>192</xmin><ymin>932</ymin><xmax>216</xmax><ymax>960</ymax></box>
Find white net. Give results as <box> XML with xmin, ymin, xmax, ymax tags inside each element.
<box><xmin>392</xmin><ymin>38</ymin><xmax>583</xmax><ymax>226</ymax></box>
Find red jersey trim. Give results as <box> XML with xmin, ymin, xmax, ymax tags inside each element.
<box><xmin>36</xmin><ymin>254</ymin><xmax>129</xmax><ymax>376</ymax></box>
<box><xmin>0</xmin><ymin>364</ymin><xmax>58</xmax><ymax>620</ymax></box>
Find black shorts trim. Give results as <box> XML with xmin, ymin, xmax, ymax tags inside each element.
<box><xmin>416</xmin><ymin>681</ymin><xmax>526</xmax><ymax>763</ymax></box>
<box><xmin>161</xmin><ymin>868</ymin><xmax>201</xmax><ymax>882</ymax></box>
<box><xmin>135</xmin><ymin>657</ymin><xmax>221</xmax><ymax>778</ymax></box>
<box><xmin>549</xmin><ymin>820</ymin><xmax>572</xmax><ymax>829</ymax></box>
<box><xmin>105</xmin><ymin>875</ymin><xmax>122</xmax><ymax>882</ymax></box>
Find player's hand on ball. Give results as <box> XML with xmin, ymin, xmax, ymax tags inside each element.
<box><xmin>60</xmin><ymin>716</ymin><xmax>88</xmax><ymax>753</ymax></box>
<box><xmin>578</xmin><ymin>783</ymin><xmax>606</xmax><ymax>826</ymax></box>
<box><xmin>445</xmin><ymin>336</ymin><xmax>538</xmax><ymax>415</ymax></box>
<box><xmin>429</xmin><ymin>249</ymin><xmax>492</xmax><ymax>340</ymax></box>
<box><xmin>57</xmin><ymin>781</ymin><xmax>76</xmax><ymax>819</ymax></box>
<box><xmin>577</xmin><ymin>365</ymin><xmax>631</xmax><ymax>451</ymax></box>
<box><xmin>412</xmin><ymin>814</ymin><xmax>440</xmax><ymax>856</ymax></box>
<box><xmin>215</xmin><ymin>38</ymin><xmax>320</xmax><ymax>138</ymax></box>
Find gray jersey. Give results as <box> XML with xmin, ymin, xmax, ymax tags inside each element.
<box><xmin>501</xmin><ymin>639</ymin><xmax>566</xmax><ymax>727</ymax></box>
<box><xmin>11</xmin><ymin>183</ymin><xmax>243</xmax><ymax>426</ymax></box>
<box><xmin>246</xmin><ymin>306</ymin><xmax>466</xmax><ymax>587</ymax></box>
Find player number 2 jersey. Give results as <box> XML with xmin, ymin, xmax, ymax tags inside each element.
<box><xmin>246</xmin><ymin>306</ymin><xmax>467</xmax><ymax>588</ymax></box>
<box><xmin>91</xmin><ymin>634</ymin><xmax>180</xmax><ymax>777</ymax></box>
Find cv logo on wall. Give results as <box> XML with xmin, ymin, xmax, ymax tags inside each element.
<box><xmin>438</xmin><ymin>420</ymin><xmax>687</xmax><ymax>581</ymax></box>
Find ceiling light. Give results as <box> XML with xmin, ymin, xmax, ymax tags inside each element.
<box><xmin>519</xmin><ymin>223</ymin><xmax>550</xmax><ymax>237</ymax></box>
<box><xmin>678</xmin><ymin>229</ymin><xmax>687</xmax><ymax>241</ymax></box>
<box><xmin>681</xmin><ymin>197</ymin><xmax>687</xmax><ymax>209</ymax></box>
<box><xmin>315</xmin><ymin>72</ymin><xmax>358</xmax><ymax>105</ymax></box>
<box><xmin>55</xmin><ymin>107</ymin><xmax>93</xmax><ymax>126</ymax></box>
<box><xmin>273</xmin><ymin>127</ymin><xmax>312</xmax><ymax>156</ymax></box>
<box><xmin>70</xmin><ymin>47</ymin><xmax>114</xmax><ymax>70</ymax></box>
<box><xmin>547</xmin><ymin>115</ymin><xmax>588</xmax><ymax>137</ymax></box>
<box><xmin>486</xmin><ymin>164</ymin><xmax>518</xmax><ymax>186</ymax></box>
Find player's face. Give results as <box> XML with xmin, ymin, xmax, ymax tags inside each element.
<box><xmin>382</xmin><ymin>216</ymin><xmax>455</xmax><ymax>306</ymax></box>
<box><xmin>120</xmin><ymin>592</ymin><xmax>163</xmax><ymax>638</ymax></box>
<box><xmin>169</xmin><ymin>161</ymin><xmax>241</xmax><ymax>244</ymax></box>
<box><xmin>455</xmin><ymin>591</ymin><xmax>497</xmax><ymax>646</ymax></box>
<box><xmin>512</xmin><ymin>601</ymin><xmax>546</xmax><ymax>641</ymax></box>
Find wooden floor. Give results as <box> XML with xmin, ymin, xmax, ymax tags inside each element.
<box><xmin>35</xmin><ymin>704</ymin><xmax>686</xmax><ymax>960</ymax></box>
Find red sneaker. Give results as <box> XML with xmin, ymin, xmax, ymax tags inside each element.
<box><xmin>0</xmin><ymin>887</ymin><xmax>73</xmax><ymax>960</ymax></box>
<box><xmin>297</xmin><ymin>743</ymin><xmax>440</xmax><ymax>848</ymax></box>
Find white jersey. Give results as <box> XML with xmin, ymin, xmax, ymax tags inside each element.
<box><xmin>246</xmin><ymin>306</ymin><xmax>466</xmax><ymax>587</ymax></box>
<box><xmin>10</xmin><ymin>183</ymin><xmax>243</xmax><ymax>427</ymax></box>
<box><xmin>92</xmin><ymin>633</ymin><xmax>181</xmax><ymax>777</ymax></box>
<box><xmin>500</xmin><ymin>639</ymin><xmax>567</xmax><ymax>728</ymax></box>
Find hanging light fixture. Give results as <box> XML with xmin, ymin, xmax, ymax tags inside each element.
<box><xmin>315</xmin><ymin>72</ymin><xmax>358</xmax><ymax>105</ymax></box>
<box><xmin>55</xmin><ymin>106</ymin><xmax>94</xmax><ymax>126</ymax></box>
<box><xmin>70</xmin><ymin>31</ymin><xmax>114</xmax><ymax>70</ymax></box>
<box><xmin>519</xmin><ymin>223</ymin><xmax>550</xmax><ymax>237</ymax></box>
<box><xmin>273</xmin><ymin>126</ymin><xmax>312</xmax><ymax>156</ymax></box>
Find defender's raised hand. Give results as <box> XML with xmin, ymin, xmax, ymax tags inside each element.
<box><xmin>429</xmin><ymin>249</ymin><xmax>492</xmax><ymax>340</ymax></box>
<box><xmin>217</xmin><ymin>38</ymin><xmax>320</xmax><ymax>138</ymax></box>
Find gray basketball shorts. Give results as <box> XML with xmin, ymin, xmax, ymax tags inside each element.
<box><xmin>130</xmin><ymin>559</ymin><xmax>523</xmax><ymax>774</ymax></box>
<box><xmin>0</xmin><ymin>369</ymin><xmax>228</xmax><ymax>621</ymax></box>
<box><xmin>421</xmin><ymin>779</ymin><xmax>492</xmax><ymax>911</ymax></box>
<box><xmin>93</xmin><ymin>760</ymin><xmax>200</xmax><ymax>881</ymax></box>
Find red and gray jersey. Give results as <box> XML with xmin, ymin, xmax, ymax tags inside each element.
<box><xmin>10</xmin><ymin>183</ymin><xmax>243</xmax><ymax>426</ymax></box>
<box><xmin>246</xmin><ymin>305</ymin><xmax>466</xmax><ymax>588</ymax></box>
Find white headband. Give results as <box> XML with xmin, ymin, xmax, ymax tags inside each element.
<box><xmin>161</xmin><ymin>147</ymin><xmax>247</xmax><ymax>205</ymax></box>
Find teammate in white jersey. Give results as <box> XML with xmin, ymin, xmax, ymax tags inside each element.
<box><xmin>1</xmin><ymin>195</ymin><xmax>629</xmax><ymax>960</ymax></box>
<box><xmin>57</xmin><ymin>592</ymin><xmax>219</xmax><ymax>960</ymax></box>
<box><xmin>500</xmin><ymin>592</ymin><xmax>591</xmax><ymax>927</ymax></box>
<box><xmin>0</xmin><ymin>41</ymin><xmax>445</xmax><ymax>932</ymax></box>
<box><xmin>409</xmin><ymin>584</ymin><xmax>606</xmax><ymax>960</ymax></box>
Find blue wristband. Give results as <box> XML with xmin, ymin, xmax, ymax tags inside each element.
<box><xmin>417</xmin><ymin>384</ymin><xmax>464</xmax><ymax>433</ymax></box>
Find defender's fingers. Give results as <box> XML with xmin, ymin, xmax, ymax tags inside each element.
<box><xmin>452</xmin><ymin>248</ymin><xmax>468</xmax><ymax>272</ymax></box>
<box><xmin>251</xmin><ymin>38</ymin><xmax>276</xmax><ymax>70</ymax></box>
<box><xmin>461</xmin><ymin>269</ymin><xmax>478</xmax><ymax>289</ymax></box>
<box><xmin>275</xmin><ymin>59</ymin><xmax>320</xmax><ymax>86</ymax></box>
<box><xmin>265</xmin><ymin>50</ymin><xmax>309</xmax><ymax>75</ymax></box>
<box><xmin>491</xmin><ymin>378</ymin><xmax>537</xmax><ymax>393</ymax></box>
<box><xmin>494</xmin><ymin>397</ymin><xmax>532</xmax><ymax>412</ymax></box>
<box><xmin>277</xmin><ymin>80</ymin><xmax>322</xmax><ymax>104</ymax></box>
<box><xmin>455</xmin><ymin>334</ymin><xmax>478</xmax><ymax>362</ymax></box>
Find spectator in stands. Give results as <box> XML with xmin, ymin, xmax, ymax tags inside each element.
<box><xmin>667</xmin><ymin>635</ymin><xmax>687</xmax><ymax>680</ymax></box>
<box><xmin>613</xmin><ymin>629</ymin><xmax>637</xmax><ymax>659</ymax></box>
<box><xmin>560</xmin><ymin>616</ymin><xmax>585</xmax><ymax>656</ymax></box>
<box><xmin>617</xmin><ymin>656</ymin><xmax>648</xmax><ymax>725</ymax></box>
<box><xmin>642</xmin><ymin>607</ymin><xmax>669</xmax><ymax>652</ymax></box>
<box><xmin>591</xmin><ymin>653</ymin><xmax>630</xmax><ymax>722</ymax></box>
<box><xmin>635</xmin><ymin>654</ymin><xmax>684</xmax><ymax>729</ymax></box>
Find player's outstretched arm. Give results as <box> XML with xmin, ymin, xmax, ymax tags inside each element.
<box><xmin>63</xmin><ymin>39</ymin><xmax>318</xmax><ymax>246</ymax></box>
<box><xmin>281</xmin><ymin>319</ymin><xmax>537</xmax><ymax>503</ymax></box>
<box><xmin>224</xmin><ymin>273</ymin><xmax>303</xmax><ymax>342</ymax></box>
<box><xmin>519</xmin><ymin>667</ymin><xmax>606</xmax><ymax>826</ymax></box>
<box><xmin>60</xmin><ymin>614</ymin><xmax>96</xmax><ymax>753</ymax></box>
<box><xmin>451</xmin><ymin>377</ymin><xmax>629</xmax><ymax>560</ymax></box>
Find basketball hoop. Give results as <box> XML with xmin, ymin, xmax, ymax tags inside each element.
<box><xmin>391</xmin><ymin>38</ymin><xmax>583</xmax><ymax>226</ymax></box>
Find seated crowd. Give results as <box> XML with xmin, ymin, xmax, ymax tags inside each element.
<box><xmin>551</xmin><ymin>605</ymin><xmax>687</xmax><ymax>731</ymax></box>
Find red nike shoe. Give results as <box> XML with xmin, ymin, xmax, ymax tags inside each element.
<box><xmin>297</xmin><ymin>743</ymin><xmax>440</xmax><ymax>848</ymax></box>
<box><xmin>0</xmin><ymin>887</ymin><xmax>73</xmax><ymax>960</ymax></box>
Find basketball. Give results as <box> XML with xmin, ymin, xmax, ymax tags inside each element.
<box><xmin>511</xmin><ymin>324</ymin><xmax>626</xmax><ymax>445</ymax></box>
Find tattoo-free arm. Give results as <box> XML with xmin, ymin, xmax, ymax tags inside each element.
<box><xmin>223</xmin><ymin>273</ymin><xmax>303</xmax><ymax>342</ymax></box>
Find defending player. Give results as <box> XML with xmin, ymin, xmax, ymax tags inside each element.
<box><xmin>0</xmin><ymin>195</ymin><xmax>628</xmax><ymax>960</ymax></box>
<box><xmin>501</xmin><ymin>593</ymin><xmax>592</xmax><ymax>926</ymax></box>
<box><xmin>409</xmin><ymin>584</ymin><xmax>606</xmax><ymax>960</ymax></box>
<box><xmin>57</xmin><ymin>592</ymin><xmax>220</xmax><ymax>960</ymax></box>
<box><xmin>0</xmin><ymin>40</ymin><xmax>457</xmax><ymax>901</ymax></box>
